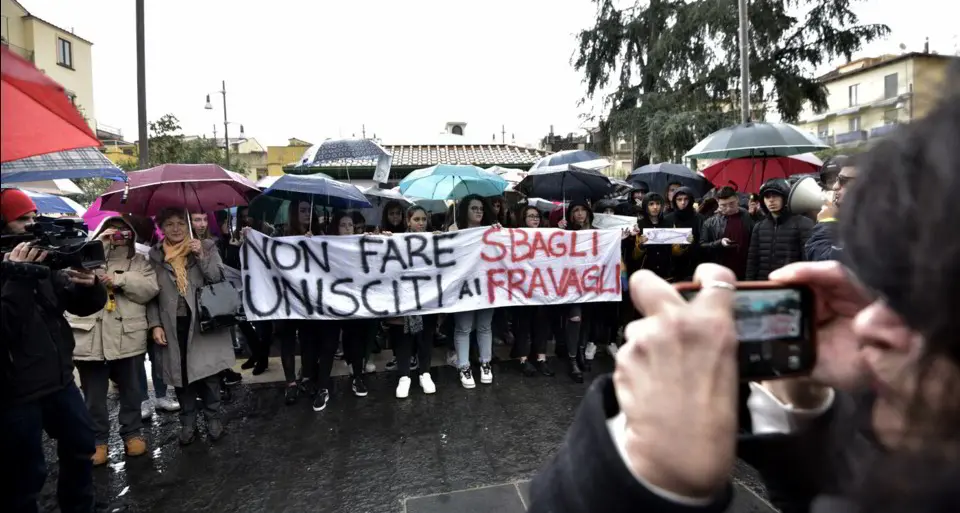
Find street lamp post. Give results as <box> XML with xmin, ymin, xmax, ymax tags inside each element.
<box><xmin>737</xmin><ymin>0</ymin><xmax>751</xmax><ymax>123</ymax></box>
<box><xmin>205</xmin><ymin>80</ymin><xmax>231</xmax><ymax>168</ymax></box>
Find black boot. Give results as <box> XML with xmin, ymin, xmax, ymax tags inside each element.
<box><xmin>568</xmin><ymin>359</ymin><xmax>584</xmax><ymax>383</ymax></box>
<box><xmin>240</xmin><ymin>357</ymin><xmax>257</xmax><ymax>370</ymax></box>
<box><xmin>576</xmin><ymin>345</ymin><xmax>590</xmax><ymax>372</ymax></box>
<box><xmin>252</xmin><ymin>358</ymin><xmax>268</xmax><ymax>376</ymax></box>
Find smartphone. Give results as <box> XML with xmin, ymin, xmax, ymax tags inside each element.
<box><xmin>675</xmin><ymin>282</ymin><xmax>816</xmax><ymax>381</ymax></box>
<box><xmin>111</xmin><ymin>230</ymin><xmax>132</xmax><ymax>241</ymax></box>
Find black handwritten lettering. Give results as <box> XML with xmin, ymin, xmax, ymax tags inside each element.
<box><xmin>435</xmin><ymin>274</ymin><xmax>444</xmax><ymax>307</ymax></box>
<box><xmin>432</xmin><ymin>233</ymin><xmax>457</xmax><ymax>268</ymax></box>
<box><xmin>280</xmin><ymin>278</ymin><xmax>314</xmax><ymax>316</ymax></box>
<box><xmin>392</xmin><ymin>281</ymin><xmax>401</xmax><ymax>315</ymax></box>
<box><xmin>473</xmin><ymin>277</ymin><xmax>482</xmax><ymax>297</ymax></box>
<box><xmin>405</xmin><ymin>234</ymin><xmax>432</xmax><ymax>267</ymax></box>
<box><xmin>401</xmin><ymin>275</ymin><xmax>431</xmax><ymax>311</ymax></box>
<box><xmin>459</xmin><ymin>280</ymin><xmax>474</xmax><ymax>299</ymax></box>
<box><xmin>244</xmin><ymin>274</ymin><xmax>281</xmax><ymax>317</ymax></box>
<box><xmin>360</xmin><ymin>280</ymin><xmax>388</xmax><ymax>316</ymax></box>
<box><xmin>270</xmin><ymin>240</ymin><xmax>302</xmax><ymax>271</ymax></box>
<box><xmin>297</xmin><ymin>239</ymin><xmax>330</xmax><ymax>273</ymax></box>
<box><xmin>328</xmin><ymin>278</ymin><xmax>360</xmax><ymax>317</ymax></box>
<box><xmin>380</xmin><ymin>238</ymin><xmax>409</xmax><ymax>273</ymax></box>
<box><xmin>359</xmin><ymin>237</ymin><xmax>384</xmax><ymax>274</ymax></box>
<box><xmin>243</xmin><ymin>236</ymin><xmax>272</xmax><ymax>270</ymax></box>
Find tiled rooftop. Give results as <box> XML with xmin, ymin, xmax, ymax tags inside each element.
<box><xmin>310</xmin><ymin>144</ymin><xmax>548</xmax><ymax>168</ymax></box>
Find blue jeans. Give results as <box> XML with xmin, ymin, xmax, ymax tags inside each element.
<box><xmin>138</xmin><ymin>339</ymin><xmax>169</xmax><ymax>400</ymax></box>
<box><xmin>0</xmin><ymin>382</ymin><xmax>96</xmax><ymax>513</ymax></box>
<box><xmin>454</xmin><ymin>308</ymin><xmax>494</xmax><ymax>369</ymax></box>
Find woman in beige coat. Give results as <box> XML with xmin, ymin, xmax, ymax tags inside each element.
<box><xmin>146</xmin><ymin>208</ymin><xmax>235</xmax><ymax>445</ymax></box>
<box><xmin>68</xmin><ymin>216</ymin><xmax>159</xmax><ymax>465</ymax></box>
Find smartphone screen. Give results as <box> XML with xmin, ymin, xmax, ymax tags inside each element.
<box><xmin>679</xmin><ymin>284</ymin><xmax>816</xmax><ymax>381</ymax></box>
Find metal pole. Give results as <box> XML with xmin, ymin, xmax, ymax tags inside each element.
<box><xmin>738</xmin><ymin>0</ymin><xmax>750</xmax><ymax>123</ymax></box>
<box><xmin>738</xmin><ymin>0</ymin><xmax>751</xmax><ymax>123</ymax></box>
<box><xmin>135</xmin><ymin>0</ymin><xmax>148</xmax><ymax>167</ymax></box>
<box><xmin>221</xmin><ymin>80</ymin><xmax>229</xmax><ymax>168</ymax></box>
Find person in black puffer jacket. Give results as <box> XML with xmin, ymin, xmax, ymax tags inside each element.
<box><xmin>663</xmin><ymin>186</ymin><xmax>704</xmax><ymax>281</ymax></box>
<box><xmin>746</xmin><ymin>178</ymin><xmax>815</xmax><ymax>280</ymax></box>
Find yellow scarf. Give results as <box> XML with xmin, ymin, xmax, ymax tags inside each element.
<box><xmin>163</xmin><ymin>238</ymin><xmax>192</xmax><ymax>297</ymax></box>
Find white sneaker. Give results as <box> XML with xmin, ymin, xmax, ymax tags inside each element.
<box><xmin>396</xmin><ymin>377</ymin><xmax>411</xmax><ymax>399</ymax></box>
<box><xmin>446</xmin><ymin>350</ymin><xmax>459</xmax><ymax>368</ymax></box>
<box><xmin>364</xmin><ymin>360</ymin><xmax>377</xmax><ymax>374</ymax></box>
<box><xmin>155</xmin><ymin>396</ymin><xmax>181</xmax><ymax>412</ymax></box>
<box><xmin>606</xmin><ymin>342</ymin><xmax>619</xmax><ymax>357</ymax></box>
<box><xmin>419</xmin><ymin>373</ymin><xmax>436</xmax><ymax>394</ymax></box>
<box><xmin>585</xmin><ymin>342</ymin><xmax>597</xmax><ymax>360</ymax></box>
<box><xmin>140</xmin><ymin>399</ymin><xmax>154</xmax><ymax>421</ymax></box>
<box><xmin>480</xmin><ymin>363</ymin><xmax>493</xmax><ymax>384</ymax></box>
<box><xmin>459</xmin><ymin>368</ymin><xmax>476</xmax><ymax>389</ymax></box>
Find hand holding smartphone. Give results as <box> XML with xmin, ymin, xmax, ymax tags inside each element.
<box><xmin>675</xmin><ymin>281</ymin><xmax>816</xmax><ymax>381</ymax></box>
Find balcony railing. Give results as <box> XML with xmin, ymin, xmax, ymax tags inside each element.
<box><xmin>1</xmin><ymin>40</ymin><xmax>35</xmax><ymax>62</ymax></box>
<box><xmin>834</xmin><ymin>130</ymin><xmax>868</xmax><ymax>145</ymax></box>
<box><xmin>869</xmin><ymin>124</ymin><xmax>900</xmax><ymax>139</ymax></box>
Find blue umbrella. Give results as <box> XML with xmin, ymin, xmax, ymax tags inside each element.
<box><xmin>1</xmin><ymin>147</ymin><xmax>127</xmax><ymax>182</ymax></box>
<box><xmin>263</xmin><ymin>174</ymin><xmax>372</xmax><ymax>209</ymax></box>
<box><xmin>5</xmin><ymin>188</ymin><xmax>87</xmax><ymax>215</ymax></box>
<box><xmin>627</xmin><ymin>163</ymin><xmax>712</xmax><ymax>196</ymax></box>
<box><xmin>398</xmin><ymin>164</ymin><xmax>507</xmax><ymax>200</ymax></box>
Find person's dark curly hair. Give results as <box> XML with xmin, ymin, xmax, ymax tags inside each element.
<box><xmin>455</xmin><ymin>194</ymin><xmax>495</xmax><ymax>228</ymax></box>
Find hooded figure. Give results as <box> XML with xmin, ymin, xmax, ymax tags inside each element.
<box><xmin>745</xmin><ymin>178</ymin><xmax>815</xmax><ymax>280</ymax></box>
<box><xmin>564</xmin><ymin>199</ymin><xmax>594</xmax><ymax>230</ymax></box>
<box><xmin>66</xmin><ymin>215</ymin><xmax>160</xmax><ymax>464</ymax></box>
<box><xmin>663</xmin><ymin>186</ymin><xmax>703</xmax><ymax>281</ymax></box>
<box><xmin>625</xmin><ymin>193</ymin><xmax>672</xmax><ymax>279</ymax></box>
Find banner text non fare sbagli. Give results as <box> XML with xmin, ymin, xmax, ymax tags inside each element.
<box><xmin>241</xmin><ymin>227</ymin><xmax>622</xmax><ymax>321</ymax></box>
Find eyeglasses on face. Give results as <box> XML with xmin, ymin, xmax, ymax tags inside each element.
<box><xmin>469</xmin><ymin>207</ymin><xmax>484</xmax><ymax>213</ymax></box>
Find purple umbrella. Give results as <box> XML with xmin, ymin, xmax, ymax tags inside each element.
<box><xmin>99</xmin><ymin>163</ymin><xmax>259</xmax><ymax>216</ymax></box>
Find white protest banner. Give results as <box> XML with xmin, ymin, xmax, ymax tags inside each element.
<box><xmin>241</xmin><ymin>227</ymin><xmax>622</xmax><ymax>321</ymax></box>
<box><xmin>592</xmin><ymin>213</ymin><xmax>637</xmax><ymax>230</ymax></box>
<box><xmin>642</xmin><ymin>227</ymin><xmax>692</xmax><ymax>245</ymax></box>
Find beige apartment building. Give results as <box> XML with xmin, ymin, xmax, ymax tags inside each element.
<box><xmin>1</xmin><ymin>0</ymin><xmax>95</xmax><ymax>129</ymax></box>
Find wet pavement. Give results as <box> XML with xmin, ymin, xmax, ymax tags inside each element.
<box><xmin>42</xmin><ymin>356</ymin><xmax>777</xmax><ymax>513</ymax></box>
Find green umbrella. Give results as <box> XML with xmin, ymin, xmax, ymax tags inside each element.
<box><xmin>684</xmin><ymin>122</ymin><xmax>829</xmax><ymax>160</ymax></box>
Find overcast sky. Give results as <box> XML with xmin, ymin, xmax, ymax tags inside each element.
<box><xmin>22</xmin><ymin>0</ymin><xmax>957</xmax><ymax>148</ymax></box>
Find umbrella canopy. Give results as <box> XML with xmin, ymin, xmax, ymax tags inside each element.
<box><xmin>294</xmin><ymin>138</ymin><xmax>392</xmax><ymax>182</ymax></box>
<box><xmin>529</xmin><ymin>149</ymin><xmax>602</xmax><ymax>171</ymax></box>
<box><xmin>627</xmin><ymin>163</ymin><xmax>712</xmax><ymax>196</ymax></box>
<box><xmin>703</xmin><ymin>153</ymin><xmax>823</xmax><ymax>193</ymax></box>
<box><xmin>521</xmin><ymin>197</ymin><xmax>562</xmax><ymax>212</ymax></box>
<box><xmin>1</xmin><ymin>47</ymin><xmax>101</xmax><ymax>163</ymax></box>
<box><xmin>13</xmin><ymin>178</ymin><xmax>84</xmax><ymax>196</ymax></box>
<box><xmin>398</xmin><ymin>164</ymin><xmax>507</xmax><ymax>200</ymax></box>
<box><xmin>517</xmin><ymin>165</ymin><xmax>615</xmax><ymax>202</ymax></box>
<box><xmin>1</xmin><ymin>147</ymin><xmax>126</xmax><ymax>182</ymax></box>
<box><xmin>263</xmin><ymin>174</ymin><xmax>373</xmax><ymax>210</ymax></box>
<box><xmin>16</xmin><ymin>189</ymin><xmax>86</xmax><ymax>215</ymax></box>
<box><xmin>360</xmin><ymin>185</ymin><xmax>413</xmax><ymax>207</ymax></box>
<box><xmin>684</xmin><ymin>122</ymin><xmax>829</xmax><ymax>160</ymax></box>
<box><xmin>487</xmin><ymin>166</ymin><xmax>527</xmax><ymax>184</ymax></box>
<box><xmin>99</xmin><ymin>163</ymin><xmax>259</xmax><ymax>216</ymax></box>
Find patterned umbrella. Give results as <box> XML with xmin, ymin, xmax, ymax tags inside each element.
<box><xmin>294</xmin><ymin>138</ymin><xmax>392</xmax><ymax>182</ymax></box>
<box><xmin>1</xmin><ymin>147</ymin><xmax>126</xmax><ymax>182</ymax></box>
<box><xmin>684</xmin><ymin>122</ymin><xmax>829</xmax><ymax>160</ymax></box>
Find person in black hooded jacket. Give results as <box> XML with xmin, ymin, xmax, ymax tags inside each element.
<box><xmin>663</xmin><ymin>186</ymin><xmax>703</xmax><ymax>281</ymax></box>
<box><xmin>623</xmin><ymin>193</ymin><xmax>672</xmax><ymax>280</ymax></box>
<box><xmin>746</xmin><ymin>178</ymin><xmax>815</xmax><ymax>280</ymax></box>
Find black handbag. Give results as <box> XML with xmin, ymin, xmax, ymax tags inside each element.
<box><xmin>196</xmin><ymin>280</ymin><xmax>243</xmax><ymax>333</ymax></box>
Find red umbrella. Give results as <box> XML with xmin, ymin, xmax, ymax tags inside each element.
<box><xmin>703</xmin><ymin>154</ymin><xmax>822</xmax><ymax>193</ymax></box>
<box><xmin>0</xmin><ymin>46</ymin><xmax>101</xmax><ymax>163</ymax></box>
<box><xmin>99</xmin><ymin>163</ymin><xmax>259</xmax><ymax>216</ymax></box>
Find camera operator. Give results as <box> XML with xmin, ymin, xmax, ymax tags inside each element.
<box><xmin>1</xmin><ymin>189</ymin><xmax>108</xmax><ymax>513</ymax></box>
<box><xmin>529</xmin><ymin>79</ymin><xmax>960</xmax><ymax>513</ymax></box>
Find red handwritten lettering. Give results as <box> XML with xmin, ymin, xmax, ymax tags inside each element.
<box><xmin>547</xmin><ymin>232</ymin><xmax>567</xmax><ymax>257</ymax></box>
<box><xmin>507</xmin><ymin>269</ymin><xmax>527</xmax><ymax>299</ymax></box>
<box><xmin>527</xmin><ymin>268</ymin><xmax>548</xmax><ymax>298</ymax></box>
<box><xmin>486</xmin><ymin>269</ymin><xmax>506</xmax><ymax>303</ymax></box>
<box><xmin>481</xmin><ymin>228</ymin><xmax>506</xmax><ymax>262</ymax></box>
<box><xmin>581</xmin><ymin>265</ymin><xmax>601</xmax><ymax>293</ymax></box>
<box><xmin>510</xmin><ymin>229</ymin><xmax>532</xmax><ymax>262</ymax></box>
<box><xmin>592</xmin><ymin>231</ymin><xmax>599</xmax><ymax>257</ymax></box>
<box><xmin>569</xmin><ymin>232</ymin><xmax>587</xmax><ymax>258</ymax></box>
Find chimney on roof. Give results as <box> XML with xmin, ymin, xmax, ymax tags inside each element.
<box><xmin>550</xmin><ymin>125</ymin><xmax>554</xmax><ymax>136</ymax></box>
<box><xmin>924</xmin><ymin>37</ymin><xmax>930</xmax><ymax>53</ymax></box>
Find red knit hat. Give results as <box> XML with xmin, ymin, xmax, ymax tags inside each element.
<box><xmin>0</xmin><ymin>188</ymin><xmax>38</xmax><ymax>222</ymax></box>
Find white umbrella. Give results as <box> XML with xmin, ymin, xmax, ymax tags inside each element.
<box><xmin>256</xmin><ymin>175</ymin><xmax>280</xmax><ymax>189</ymax></box>
<box><xmin>360</xmin><ymin>185</ymin><xmax>413</xmax><ymax>207</ymax></box>
<box><xmin>16</xmin><ymin>179</ymin><xmax>84</xmax><ymax>195</ymax></box>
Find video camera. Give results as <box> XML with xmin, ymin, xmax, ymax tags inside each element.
<box><xmin>0</xmin><ymin>218</ymin><xmax>105</xmax><ymax>270</ymax></box>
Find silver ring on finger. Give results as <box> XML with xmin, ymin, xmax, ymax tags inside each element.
<box><xmin>701</xmin><ymin>280</ymin><xmax>736</xmax><ymax>291</ymax></box>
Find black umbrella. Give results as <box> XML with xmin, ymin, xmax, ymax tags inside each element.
<box><xmin>517</xmin><ymin>166</ymin><xmax>615</xmax><ymax>202</ymax></box>
<box><xmin>627</xmin><ymin>163</ymin><xmax>712</xmax><ymax>196</ymax></box>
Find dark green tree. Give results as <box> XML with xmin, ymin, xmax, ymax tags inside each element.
<box><xmin>575</xmin><ymin>0</ymin><xmax>889</xmax><ymax>166</ymax></box>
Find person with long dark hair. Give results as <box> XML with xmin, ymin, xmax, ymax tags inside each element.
<box><xmin>555</xmin><ymin>200</ymin><xmax>594</xmax><ymax>383</ymax></box>
<box><xmin>511</xmin><ymin>205</ymin><xmax>554</xmax><ymax>377</ymax></box>
<box><xmin>451</xmin><ymin>195</ymin><xmax>498</xmax><ymax>388</ymax></box>
<box><xmin>380</xmin><ymin>200</ymin><xmax>406</xmax><ymax>233</ymax></box>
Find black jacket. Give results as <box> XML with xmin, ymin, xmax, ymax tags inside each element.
<box><xmin>662</xmin><ymin>187</ymin><xmax>704</xmax><ymax>281</ymax></box>
<box><xmin>1</xmin><ymin>268</ymin><xmax>107</xmax><ymax>406</ymax></box>
<box><xmin>701</xmin><ymin>208</ymin><xmax>755</xmax><ymax>256</ymax></box>
<box><xmin>804</xmin><ymin>221</ymin><xmax>842</xmax><ymax>262</ymax></box>
<box><xmin>623</xmin><ymin>194</ymin><xmax>672</xmax><ymax>279</ymax></box>
<box><xmin>530</xmin><ymin>374</ymin><xmax>879</xmax><ymax>513</ymax></box>
<box><xmin>746</xmin><ymin>180</ymin><xmax>815</xmax><ymax>280</ymax></box>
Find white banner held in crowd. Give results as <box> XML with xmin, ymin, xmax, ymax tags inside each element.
<box><xmin>242</xmin><ymin>227</ymin><xmax>622</xmax><ymax>321</ymax></box>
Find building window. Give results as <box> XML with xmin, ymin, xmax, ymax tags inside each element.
<box><xmin>848</xmin><ymin>116</ymin><xmax>861</xmax><ymax>132</ymax></box>
<box><xmin>883</xmin><ymin>109</ymin><xmax>898</xmax><ymax>125</ymax></box>
<box><xmin>884</xmin><ymin>73</ymin><xmax>898</xmax><ymax>100</ymax></box>
<box><xmin>57</xmin><ymin>37</ymin><xmax>73</xmax><ymax>68</ymax></box>
<box><xmin>848</xmin><ymin>84</ymin><xmax>859</xmax><ymax>107</ymax></box>
<box><xmin>451</xmin><ymin>125</ymin><xmax>463</xmax><ymax>136</ymax></box>
<box><xmin>816</xmin><ymin>122</ymin><xmax>829</xmax><ymax>138</ymax></box>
